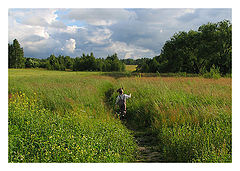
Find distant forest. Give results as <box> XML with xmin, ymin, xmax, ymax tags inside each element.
<box><xmin>8</xmin><ymin>40</ymin><xmax>125</xmax><ymax>72</ymax></box>
<box><xmin>8</xmin><ymin>20</ymin><xmax>231</xmax><ymax>75</ymax></box>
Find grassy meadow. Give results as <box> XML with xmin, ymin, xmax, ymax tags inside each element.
<box><xmin>125</xmin><ymin>65</ymin><xmax>137</xmax><ymax>72</ymax></box>
<box><xmin>8</xmin><ymin>69</ymin><xmax>137</xmax><ymax>162</ymax></box>
<box><xmin>8</xmin><ymin>69</ymin><xmax>232</xmax><ymax>162</ymax></box>
<box><xmin>111</xmin><ymin>77</ymin><xmax>232</xmax><ymax>162</ymax></box>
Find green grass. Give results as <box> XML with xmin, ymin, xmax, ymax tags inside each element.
<box><xmin>109</xmin><ymin>77</ymin><xmax>232</xmax><ymax>162</ymax></box>
<box><xmin>8</xmin><ymin>69</ymin><xmax>137</xmax><ymax>162</ymax></box>
<box><xmin>125</xmin><ymin>65</ymin><xmax>137</xmax><ymax>72</ymax></box>
<box><xmin>8</xmin><ymin>69</ymin><xmax>232</xmax><ymax>163</ymax></box>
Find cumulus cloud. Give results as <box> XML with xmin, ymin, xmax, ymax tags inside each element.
<box><xmin>23</xmin><ymin>38</ymin><xmax>61</xmax><ymax>58</ymax></box>
<box><xmin>105</xmin><ymin>41</ymin><xmax>156</xmax><ymax>59</ymax></box>
<box><xmin>65</xmin><ymin>8</ymin><xmax>137</xmax><ymax>26</ymax></box>
<box><xmin>87</xmin><ymin>28</ymin><xmax>112</xmax><ymax>44</ymax></box>
<box><xmin>177</xmin><ymin>8</ymin><xmax>232</xmax><ymax>25</ymax></box>
<box><xmin>8</xmin><ymin>9</ymin><xmax>68</xmax><ymax>58</ymax></box>
<box><xmin>8</xmin><ymin>8</ymin><xmax>232</xmax><ymax>59</ymax></box>
<box><xmin>61</xmin><ymin>38</ymin><xmax>76</xmax><ymax>54</ymax></box>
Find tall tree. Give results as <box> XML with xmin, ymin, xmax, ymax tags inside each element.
<box><xmin>8</xmin><ymin>39</ymin><xmax>25</xmax><ymax>68</ymax></box>
<box><xmin>145</xmin><ymin>20</ymin><xmax>232</xmax><ymax>75</ymax></box>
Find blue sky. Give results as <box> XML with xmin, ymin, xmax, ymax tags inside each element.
<box><xmin>8</xmin><ymin>8</ymin><xmax>232</xmax><ymax>59</ymax></box>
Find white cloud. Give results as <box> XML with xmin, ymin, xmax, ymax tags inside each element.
<box><xmin>9</xmin><ymin>9</ymin><xmax>47</xmax><ymax>38</ymax></box>
<box><xmin>87</xmin><ymin>28</ymin><xmax>112</xmax><ymax>44</ymax></box>
<box><xmin>8</xmin><ymin>9</ymin><xmax>67</xmax><ymax>57</ymax></box>
<box><xmin>8</xmin><ymin>8</ymin><xmax>232</xmax><ymax>59</ymax></box>
<box><xmin>106</xmin><ymin>41</ymin><xmax>156</xmax><ymax>59</ymax></box>
<box><xmin>8</xmin><ymin>16</ymin><xmax>49</xmax><ymax>43</ymax></box>
<box><xmin>23</xmin><ymin>38</ymin><xmax>61</xmax><ymax>57</ymax></box>
<box><xmin>66</xmin><ymin>8</ymin><xmax>137</xmax><ymax>26</ymax></box>
<box><xmin>61</xmin><ymin>38</ymin><xmax>76</xmax><ymax>54</ymax></box>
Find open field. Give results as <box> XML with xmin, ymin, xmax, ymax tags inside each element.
<box><xmin>8</xmin><ymin>69</ymin><xmax>232</xmax><ymax>162</ymax></box>
<box><xmin>8</xmin><ymin>69</ymin><xmax>137</xmax><ymax>162</ymax></box>
<box><xmin>125</xmin><ymin>65</ymin><xmax>137</xmax><ymax>72</ymax></box>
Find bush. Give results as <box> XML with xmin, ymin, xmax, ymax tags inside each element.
<box><xmin>202</xmin><ymin>65</ymin><xmax>221</xmax><ymax>79</ymax></box>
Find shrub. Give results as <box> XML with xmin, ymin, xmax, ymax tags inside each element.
<box><xmin>202</xmin><ymin>65</ymin><xmax>221</xmax><ymax>79</ymax></box>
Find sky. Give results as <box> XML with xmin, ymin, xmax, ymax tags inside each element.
<box><xmin>8</xmin><ymin>8</ymin><xmax>232</xmax><ymax>59</ymax></box>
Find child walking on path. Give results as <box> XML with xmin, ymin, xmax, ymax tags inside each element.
<box><xmin>115</xmin><ymin>88</ymin><xmax>131</xmax><ymax>120</ymax></box>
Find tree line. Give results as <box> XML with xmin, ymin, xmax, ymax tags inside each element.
<box><xmin>8</xmin><ymin>39</ymin><xmax>125</xmax><ymax>72</ymax></box>
<box><xmin>136</xmin><ymin>20</ymin><xmax>232</xmax><ymax>75</ymax></box>
<box><xmin>8</xmin><ymin>20</ymin><xmax>231</xmax><ymax>75</ymax></box>
<box><xmin>44</xmin><ymin>53</ymin><xmax>125</xmax><ymax>72</ymax></box>
<box><xmin>120</xmin><ymin>58</ymin><xmax>146</xmax><ymax>65</ymax></box>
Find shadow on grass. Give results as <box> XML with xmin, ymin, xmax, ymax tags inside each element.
<box><xmin>101</xmin><ymin>72</ymin><xmax>199</xmax><ymax>79</ymax></box>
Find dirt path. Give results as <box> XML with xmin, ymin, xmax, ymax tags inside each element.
<box><xmin>132</xmin><ymin>129</ymin><xmax>163</xmax><ymax>162</ymax></box>
<box><xmin>104</xmin><ymin>87</ymin><xmax>164</xmax><ymax>162</ymax></box>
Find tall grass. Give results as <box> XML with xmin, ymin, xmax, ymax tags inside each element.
<box><xmin>8</xmin><ymin>69</ymin><xmax>137</xmax><ymax>162</ymax></box>
<box><xmin>110</xmin><ymin>77</ymin><xmax>232</xmax><ymax>162</ymax></box>
<box><xmin>8</xmin><ymin>69</ymin><xmax>232</xmax><ymax>162</ymax></box>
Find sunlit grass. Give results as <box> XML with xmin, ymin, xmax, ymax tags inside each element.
<box><xmin>8</xmin><ymin>69</ymin><xmax>137</xmax><ymax>163</ymax></box>
<box><xmin>110</xmin><ymin>76</ymin><xmax>232</xmax><ymax>162</ymax></box>
<box><xmin>8</xmin><ymin>69</ymin><xmax>232</xmax><ymax>162</ymax></box>
<box><xmin>125</xmin><ymin>65</ymin><xmax>137</xmax><ymax>72</ymax></box>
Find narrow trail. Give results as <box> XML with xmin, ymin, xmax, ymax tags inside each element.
<box><xmin>104</xmin><ymin>85</ymin><xmax>163</xmax><ymax>162</ymax></box>
<box><xmin>134</xmin><ymin>131</ymin><xmax>163</xmax><ymax>162</ymax></box>
<box><xmin>126</xmin><ymin>124</ymin><xmax>164</xmax><ymax>162</ymax></box>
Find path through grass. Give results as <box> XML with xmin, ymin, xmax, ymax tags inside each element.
<box><xmin>107</xmin><ymin>76</ymin><xmax>232</xmax><ymax>162</ymax></box>
<box><xmin>8</xmin><ymin>69</ymin><xmax>232</xmax><ymax>162</ymax></box>
<box><xmin>8</xmin><ymin>69</ymin><xmax>137</xmax><ymax>162</ymax></box>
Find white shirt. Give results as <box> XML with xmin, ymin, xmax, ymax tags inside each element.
<box><xmin>115</xmin><ymin>94</ymin><xmax>131</xmax><ymax>105</ymax></box>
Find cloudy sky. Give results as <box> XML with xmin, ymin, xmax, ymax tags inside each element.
<box><xmin>8</xmin><ymin>8</ymin><xmax>232</xmax><ymax>59</ymax></box>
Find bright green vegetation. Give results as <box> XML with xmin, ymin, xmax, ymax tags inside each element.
<box><xmin>125</xmin><ymin>65</ymin><xmax>137</xmax><ymax>72</ymax></box>
<box><xmin>137</xmin><ymin>20</ymin><xmax>231</xmax><ymax>75</ymax></box>
<box><xmin>109</xmin><ymin>77</ymin><xmax>232</xmax><ymax>162</ymax></box>
<box><xmin>8</xmin><ymin>69</ymin><xmax>232</xmax><ymax>162</ymax></box>
<box><xmin>8</xmin><ymin>69</ymin><xmax>137</xmax><ymax>162</ymax></box>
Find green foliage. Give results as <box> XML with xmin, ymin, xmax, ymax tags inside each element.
<box><xmin>9</xmin><ymin>20</ymin><xmax>231</xmax><ymax>75</ymax></box>
<box><xmin>8</xmin><ymin>38</ymin><xmax>125</xmax><ymax>72</ymax></box>
<box><xmin>121</xmin><ymin>58</ymin><xmax>147</xmax><ymax>65</ymax></box>
<box><xmin>8</xmin><ymin>39</ymin><xmax>25</xmax><ymax>68</ymax></box>
<box><xmin>137</xmin><ymin>20</ymin><xmax>232</xmax><ymax>75</ymax></box>
<box><xmin>25</xmin><ymin>57</ymin><xmax>47</xmax><ymax>68</ymax></box>
<box><xmin>202</xmin><ymin>65</ymin><xmax>221</xmax><ymax>79</ymax></box>
<box><xmin>44</xmin><ymin>53</ymin><xmax>125</xmax><ymax>72</ymax></box>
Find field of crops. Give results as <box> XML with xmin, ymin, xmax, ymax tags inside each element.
<box><xmin>8</xmin><ymin>69</ymin><xmax>232</xmax><ymax>162</ymax></box>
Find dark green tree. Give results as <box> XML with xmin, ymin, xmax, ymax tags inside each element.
<box><xmin>108</xmin><ymin>53</ymin><xmax>126</xmax><ymax>71</ymax></box>
<box><xmin>25</xmin><ymin>58</ymin><xmax>40</xmax><ymax>68</ymax></box>
<box><xmin>46</xmin><ymin>54</ymin><xmax>60</xmax><ymax>70</ymax></box>
<box><xmin>64</xmin><ymin>56</ymin><xmax>73</xmax><ymax>70</ymax></box>
<box><xmin>57</xmin><ymin>55</ymin><xmax>66</xmax><ymax>71</ymax></box>
<box><xmin>148</xmin><ymin>20</ymin><xmax>232</xmax><ymax>75</ymax></box>
<box><xmin>8</xmin><ymin>39</ymin><xmax>25</xmax><ymax>68</ymax></box>
<box><xmin>149</xmin><ymin>58</ymin><xmax>160</xmax><ymax>73</ymax></box>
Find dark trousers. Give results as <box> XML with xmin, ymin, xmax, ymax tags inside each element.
<box><xmin>119</xmin><ymin>105</ymin><xmax>126</xmax><ymax>120</ymax></box>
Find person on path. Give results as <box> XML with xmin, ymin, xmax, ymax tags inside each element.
<box><xmin>115</xmin><ymin>88</ymin><xmax>131</xmax><ymax>120</ymax></box>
